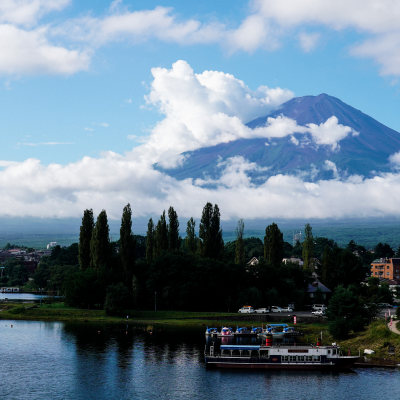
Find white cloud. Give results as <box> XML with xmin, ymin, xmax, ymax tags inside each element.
<box><xmin>0</xmin><ymin>0</ymin><xmax>70</xmax><ymax>27</ymax></box>
<box><xmin>352</xmin><ymin>33</ymin><xmax>400</xmax><ymax>76</ymax></box>
<box><xmin>236</xmin><ymin>0</ymin><xmax>400</xmax><ymax>76</ymax></box>
<box><xmin>3</xmin><ymin>1</ymin><xmax>399</xmax><ymax>78</ymax></box>
<box><xmin>195</xmin><ymin>156</ymin><xmax>269</xmax><ymax>188</ymax></box>
<box><xmin>17</xmin><ymin>141</ymin><xmax>74</xmax><ymax>147</ymax></box>
<box><xmin>0</xmin><ymin>24</ymin><xmax>90</xmax><ymax>76</ymax></box>
<box><xmin>324</xmin><ymin>160</ymin><xmax>339</xmax><ymax>179</ymax></box>
<box><xmin>306</xmin><ymin>116</ymin><xmax>358</xmax><ymax>150</ymax></box>
<box><xmin>0</xmin><ymin>1</ymin><xmax>90</xmax><ymax>77</ymax></box>
<box><xmin>389</xmin><ymin>151</ymin><xmax>400</xmax><ymax>168</ymax></box>
<box><xmin>2</xmin><ymin>150</ymin><xmax>400</xmax><ymax>220</ymax></box>
<box><xmin>60</xmin><ymin>6</ymin><xmax>223</xmax><ymax>47</ymax></box>
<box><xmin>298</xmin><ymin>32</ymin><xmax>320</xmax><ymax>52</ymax></box>
<box><xmin>141</xmin><ymin>60</ymin><xmax>293</xmax><ymax>167</ymax></box>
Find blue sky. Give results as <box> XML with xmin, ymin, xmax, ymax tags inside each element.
<box><xmin>1</xmin><ymin>0</ymin><xmax>400</xmax><ymax>220</ymax></box>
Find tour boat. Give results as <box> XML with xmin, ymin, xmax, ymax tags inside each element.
<box><xmin>204</xmin><ymin>342</ymin><xmax>359</xmax><ymax>370</ymax></box>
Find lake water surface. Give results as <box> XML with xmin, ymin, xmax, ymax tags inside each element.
<box><xmin>1</xmin><ymin>320</ymin><xmax>399</xmax><ymax>400</ymax></box>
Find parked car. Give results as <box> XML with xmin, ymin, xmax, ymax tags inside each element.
<box><xmin>281</xmin><ymin>306</ymin><xmax>294</xmax><ymax>312</ymax></box>
<box><xmin>255</xmin><ymin>307</ymin><xmax>269</xmax><ymax>314</ymax></box>
<box><xmin>270</xmin><ymin>306</ymin><xmax>283</xmax><ymax>313</ymax></box>
<box><xmin>312</xmin><ymin>304</ymin><xmax>327</xmax><ymax>312</ymax></box>
<box><xmin>312</xmin><ymin>309</ymin><xmax>326</xmax><ymax>316</ymax></box>
<box><xmin>238</xmin><ymin>306</ymin><xmax>255</xmax><ymax>313</ymax></box>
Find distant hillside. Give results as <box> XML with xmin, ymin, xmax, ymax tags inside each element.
<box><xmin>0</xmin><ymin>217</ymin><xmax>400</xmax><ymax>250</ymax></box>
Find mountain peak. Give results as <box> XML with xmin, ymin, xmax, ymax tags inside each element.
<box><xmin>158</xmin><ymin>94</ymin><xmax>400</xmax><ymax>183</ymax></box>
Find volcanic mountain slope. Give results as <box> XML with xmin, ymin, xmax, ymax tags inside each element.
<box><xmin>157</xmin><ymin>94</ymin><xmax>400</xmax><ymax>183</ymax></box>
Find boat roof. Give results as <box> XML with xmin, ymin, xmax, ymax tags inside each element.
<box><xmin>220</xmin><ymin>345</ymin><xmax>260</xmax><ymax>351</ymax></box>
<box><xmin>267</xmin><ymin>324</ymin><xmax>288</xmax><ymax>327</ymax></box>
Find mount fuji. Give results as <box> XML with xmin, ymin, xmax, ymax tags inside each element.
<box><xmin>157</xmin><ymin>94</ymin><xmax>400</xmax><ymax>184</ymax></box>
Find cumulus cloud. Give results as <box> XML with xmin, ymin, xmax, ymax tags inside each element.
<box><xmin>141</xmin><ymin>60</ymin><xmax>294</xmax><ymax>167</ymax></box>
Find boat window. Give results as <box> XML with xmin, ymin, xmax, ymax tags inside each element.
<box><xmin>327</xmin><ymin>350</ymin><xmax>331</xmax><ymax>355</ymax></box>
<box><xmin>298</xmin><ymin>356</ymin><xmax>304</xmax><ymax>362</ymax></box>
<box><xmin>289</xmin><ymin>356</ymin><xmax>297</xmax><ymax>362</ymax></box>
<box><xmin>306</xmin><ymin>356</ymin><xmax>313</xmax><ymax>362</ymax></box>
<box><xmin>282</xmin><ymin>355</ymin><xmax>288</xmax><ymax>362</ymax></box>
<box><xmin>232</xmin><ymin>350</ymin><xmax>240</xmax><ymax>356</ymax></box>
<box><xmin>312</xmin><ymin>356</ymin><xmax>321</xmax><ymax>362</ymax></box>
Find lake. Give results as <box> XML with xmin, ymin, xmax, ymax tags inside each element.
<box><xmin>1</xmin><ymin>320</ymin><xmax>399</xmax><ymax>400</ymax></box>
<box><xmin>0</xmin><ymin>293</ymin><xmax>51</xmax><ymax>301</ymax></box>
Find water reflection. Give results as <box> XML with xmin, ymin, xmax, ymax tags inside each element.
<box><xmin>1</xmin><ymin>320</ymin><xmax>400</xmax><ymax>400</ymax></box>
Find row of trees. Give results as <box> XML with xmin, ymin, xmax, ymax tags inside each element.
<box><xmin>145</xmin><ymin>203</ymin><xmax>224</xmax><ymax>263</ymax></box>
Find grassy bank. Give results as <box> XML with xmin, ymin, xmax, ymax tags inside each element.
<box><xmin>1</xmin><ymin>301</ymin><xmax>399</xmax><ymax>362</ymax></box>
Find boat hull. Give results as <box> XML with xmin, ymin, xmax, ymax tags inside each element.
<box><xmin>205</xmin><ymin>357</ymin><xmax>359</xmax><ymax>370</ymax></box>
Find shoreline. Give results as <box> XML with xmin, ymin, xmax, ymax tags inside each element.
<box><xmin>1</xmin><ymin>301</ymin><xmax>400</xmax><ymax>367</ymax></box>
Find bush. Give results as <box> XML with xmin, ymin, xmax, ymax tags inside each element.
<box><xmin>9</xmin><ymin>306</ymin><xmax>26</xmax><ymax>315</ymax></box>
<box><xmin>104</xmin><ymin>283</ymin><xmax>132</xmax><ymax>316</ymax></box>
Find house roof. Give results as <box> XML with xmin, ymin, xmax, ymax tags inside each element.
<box><xmin>307</xmin><ymin>279</ymin><xmax>332</xmax><ymax>293</ymax></box>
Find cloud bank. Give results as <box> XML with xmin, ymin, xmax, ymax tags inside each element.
<box><xmin>2</xmin><ymin>1</ymin><xmax>400</xmax><ymax>77</ymax></box>
<box><xmin>0</xmin><ymin>60</ymin><xmax>400</xmax><ymax>221</ymax></box>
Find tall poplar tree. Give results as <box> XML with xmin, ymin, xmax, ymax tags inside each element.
<box><xmin>120</xmin><ymin>203</ymin><xmax>135</xmax><ymax>285</ymax></box>
<box><xmin>264</xmin><ymin>222</ymin><xmax>284</xmax><ymax>268</ymax></box>
<box><xmin>154</xmin><ymin>211</ymin><xmax>168</xmax><ymax>258</ymax></box>
<box><xmin>235</xmin><ymin>219</ymin><xmax>245</xmax><ymax>265</ymax></box>
<box><xmin>185</xmin><ymin>217</ymin><xmax>197</xmax><ymax>254</ymax></box>
<box><xmin>199</xmin><ymin>202</ymin><xmax>224</xmax><ymax>259</ymax></box>
<box><xmin>302</xmin><ymin>223</ymin><xmax>314</xmax><ymax>271</ymax></box>
<box><xmin>146</xmin><ymin>218</ymin><xmax>155</xmax><ymax>264</ymax></box>
<box><xmin>199</xmin><ymin>202</ymin><xmax>213</xmax><ymax>257</ymax></box>
<box><xmin>168</xmin><ymin>206</ymin><xmax>180</xmax><ymax>251</ymax></box>
<box><xmin>90</xmin><ymin>210</ymin><xmax>110</xmax><ymax>270</ymax></box>
<box><xmin>78</xmin><ymin>209</ymin><xmax>94</xmax><ymax>269</ymax></box>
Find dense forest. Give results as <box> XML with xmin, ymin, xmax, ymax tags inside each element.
<box><xmin>1</xmin><ymin>202</ymin><xmax>397</xmax><ymax>338</ymax></box>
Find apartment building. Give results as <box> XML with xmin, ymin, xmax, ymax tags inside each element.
<box><xmin>370</xmin><ymin>258</ymin><xmax>400</xmax><ymax>281</ymax></box>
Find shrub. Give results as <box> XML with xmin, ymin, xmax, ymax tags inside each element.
<box><xmin>104</xmin><ymin>283</ymin><xmax>132</xmax><ymax>316</ymax></box>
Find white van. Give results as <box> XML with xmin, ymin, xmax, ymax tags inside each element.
<box><xmin>238</xmin><ymin>306</ymin><xmax>255</xmax><ymax>313</ymax></box>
